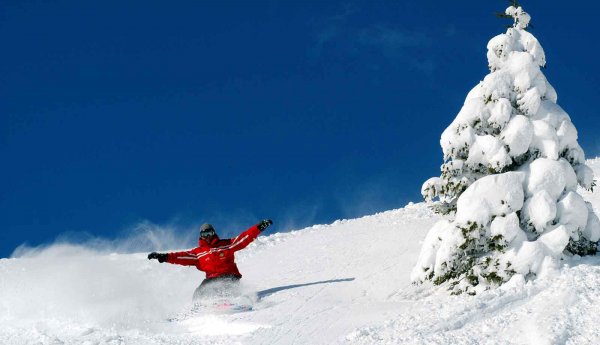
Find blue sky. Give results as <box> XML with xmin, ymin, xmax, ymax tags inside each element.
<box><xmin>2</xmin><ymin>1</ymin><xmax>600</xmax><ymax>257</ymax></box>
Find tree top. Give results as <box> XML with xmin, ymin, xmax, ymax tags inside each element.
<box><xmin>507</xmin><ymin>5</ymin><xmax>531</xmax><ymax>29</ymax></box>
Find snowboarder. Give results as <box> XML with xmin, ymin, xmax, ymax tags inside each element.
<box><xmin>148</xmin><ymin>219</ymin><xmax>272</xmax><ymax>299</ymax></box>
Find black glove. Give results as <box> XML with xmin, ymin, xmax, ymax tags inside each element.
<box><xmin>148</xmin><ymin>252</ymin><xmax>168</xmax><ymax>263</ymax></box>
<box><xmin>257</xmin><ymin>219</ymin><xmax>273</xmax><ymax>231</ymax></box>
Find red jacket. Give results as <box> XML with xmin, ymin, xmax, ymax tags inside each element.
<box><xmin>166</xmin><ymin>225</ymin><xmax>261</xmax><ymax>279</ymax></box>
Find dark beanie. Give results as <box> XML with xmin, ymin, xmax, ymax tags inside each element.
<box><xmin>200</xmin><ymin>223</ymin><xmax>215</xmax><ymax>233</ymax></box>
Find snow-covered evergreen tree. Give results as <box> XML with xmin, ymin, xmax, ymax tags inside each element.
<box><xmin>412</xmin><ymin>4</ymin><xmax>600</xmax><ymax>294</ymax></box>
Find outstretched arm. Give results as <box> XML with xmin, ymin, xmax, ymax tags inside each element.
<box><xmin>216</xmin><ymin>219</ymin><xmax>272</xmax><ymax>253</ymax></box>
<box><xmin>148</xmin><ymin>250</ymin><xmax>199</xmax><ymax>266</ymax></box>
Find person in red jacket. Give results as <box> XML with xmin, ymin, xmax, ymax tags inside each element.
<box><xmin>148</xmin><ymin>219</ymin><xmax>272</xmax><ymax>299</ymax></box>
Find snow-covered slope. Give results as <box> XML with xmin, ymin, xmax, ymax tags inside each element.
<box><xmin>2</xmin><ymin>160</ymin><xmax>600</xmax><ymax>345</ymax></box>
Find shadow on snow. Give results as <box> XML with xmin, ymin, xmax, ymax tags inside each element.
<box><xmin>256</xmin><ymin>278</ymin><xmax>355</xmax><ymax>300</ymax></box>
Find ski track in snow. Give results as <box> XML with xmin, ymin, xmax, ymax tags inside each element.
<box><xmin>3</xmin><ymin>160</ymin><xmax>600</xmax><ymax>344</ymax></box>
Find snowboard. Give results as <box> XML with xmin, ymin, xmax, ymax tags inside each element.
<box><xmin>194</xmin><ymin>294</ymin><xmax>254</xmax><ymax>313</ymax></box>
<box><xmin>168</xmin><ymin>280</ymin><xmax>255</xmax><ymax>321</ymax></box>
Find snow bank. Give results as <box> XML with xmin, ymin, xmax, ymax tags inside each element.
<box><xmin>0</xmin><ymin>204</ymin><xmax>443</xmax><ymax>345</ymax></box>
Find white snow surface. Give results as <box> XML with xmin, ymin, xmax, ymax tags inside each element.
<box><xmin>3</xmin><ymin>160</ymin><xmax>600</xmax><ymax>344</ymax></box>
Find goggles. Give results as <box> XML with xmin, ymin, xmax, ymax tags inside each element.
<box><xmin>200</xmin><ymin>229</ymin><xmax>216</xmax><ymax>239</ymax></box>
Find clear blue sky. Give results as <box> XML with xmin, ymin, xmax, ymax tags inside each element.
<box><xmin>2</xmin><ymin>1</ymin><xmax>599</xmax><ymax>257</ymax></box>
